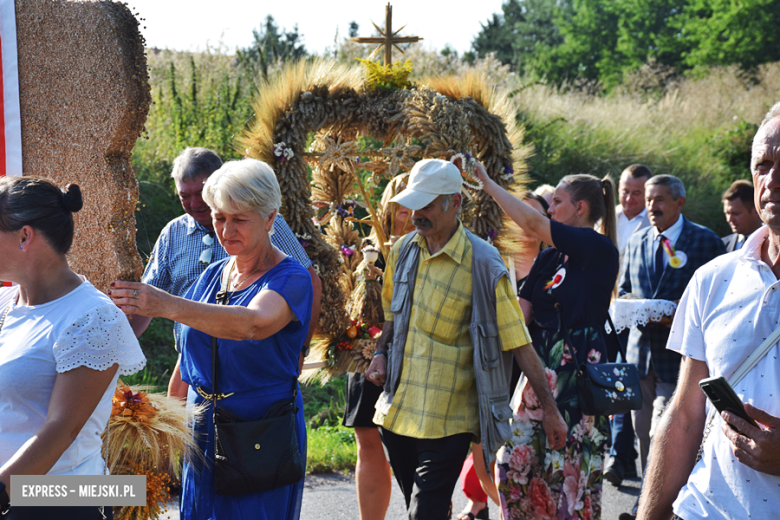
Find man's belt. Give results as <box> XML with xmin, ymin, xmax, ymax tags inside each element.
<box><xmin>196</xmin><ymin>386</ymin><xmax>234</xmax><ymax>401</ymax></box>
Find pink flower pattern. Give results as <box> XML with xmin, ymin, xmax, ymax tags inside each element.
<box><xmin>497</xmin><ymin>326</ymin><xmax>610</xmax><ymax>519</ymax></box>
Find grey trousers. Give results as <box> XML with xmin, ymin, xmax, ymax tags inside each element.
<box><xmin>632</xmin><ymin>365</ymin><xmax>676</xmax><ymax>472</ymax></box>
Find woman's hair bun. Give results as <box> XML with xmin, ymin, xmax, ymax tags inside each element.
<box><xmin>62</xmin><ymin>183</ymin><xmax>84</xmax><ymax>213</ymax></box>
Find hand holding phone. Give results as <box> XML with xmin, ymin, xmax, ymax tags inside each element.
<box><xmin>699</xmin><ymin>376</ymin><xmax>760</xmax><ymax>431</ymax></box>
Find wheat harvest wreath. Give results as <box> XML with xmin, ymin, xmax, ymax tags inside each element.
<box><xmin>238</xmin><ymin>58</ymin><xmax>532</xmax><ymax>380</ymax></box>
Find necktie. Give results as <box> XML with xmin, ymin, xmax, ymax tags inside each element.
<box><xmin>653</xmin><ymin>234</ymin><xmax>666</xmax><ymax>288</ymax></box>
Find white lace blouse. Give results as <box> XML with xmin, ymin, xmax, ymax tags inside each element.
<box><xmin>0</xmin><ymin>279</ymin><xmax>146</xmax><ymax>475</ymax></box>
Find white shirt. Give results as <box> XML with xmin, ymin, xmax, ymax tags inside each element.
<box><xmin>616</xmin><ymin>205</ymin><xmax>650</xmax><ymax>256</ymax></box>
<box><xmin>0</xmin><ymin>281</ymin><xmax>146</xmax><ymax>475</ymax></box>
<box><xmin>652</xmin><ymin>214</ymin><xmax>684</xmax><ymax>270</ymax></box>
<box><xmin>668</xmin><ymin>226</ymin><xmax>780</xmax><ymax>520</ymax></box>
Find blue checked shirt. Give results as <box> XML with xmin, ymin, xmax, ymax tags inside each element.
<box><xmin>142</xmin><ymin>213</ymin><xmax>312</xmax><ymax>350</ymax></box>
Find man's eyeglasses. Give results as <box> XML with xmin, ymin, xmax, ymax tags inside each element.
<box><xmin>199</xmin><ymin>232</ymin><xmax>215</xmax><ymax>265</ymax></box>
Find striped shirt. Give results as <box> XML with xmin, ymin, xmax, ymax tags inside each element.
<box><xmin>375</xmin><ymin>223</ymin><xmax>531</xmax><ymax>439</ymax></box>
<box><xmin>142</xmin><ymin>213</ymin><xmax>311</xmax><ymax>350</ymax></box>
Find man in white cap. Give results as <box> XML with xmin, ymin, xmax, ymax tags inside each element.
<box><xmin>366</xmin><ymin>159</ymin><xmax>566</xmax><ymax>520</ymax></box>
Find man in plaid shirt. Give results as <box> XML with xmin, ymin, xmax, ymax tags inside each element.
<box><xmin>366</xmin><ymin>159</ymin><xmax>566</xmax><ymax>520</ymax></box>
<box><xmin>130</xmin><ymin>148</ymin><xmax>321</xmax><ymax>397</ymax></box>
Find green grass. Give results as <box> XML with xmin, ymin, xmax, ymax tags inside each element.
<box><xmin>123</xmin><ymin>318</ymin><xmax>179</xmax><ymax>392</ymax></box>
<box><xmin>300</xmin><ymin>375</ymin><xmax>357</xmax><ymax>473</ymax></box>
<box><xmin>306</xmin><ymin>424</ymin><xmax>357</xmax><ymax>474</ymax></box>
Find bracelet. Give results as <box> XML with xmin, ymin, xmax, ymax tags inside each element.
<box><xmin>372</xmin><ymin>350</ymin><xmax>387</xmax><ymax>359</ymax></box>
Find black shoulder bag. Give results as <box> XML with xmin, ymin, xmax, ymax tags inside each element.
<box><xmin>208</xmin><ymin>259</ymin><xmax>305</xmax><ymax>495</ymax></box>
<box><xmin>553</xmin><ymin>299</ymin><xmax>642</xmax><ymax>417</ymax></box>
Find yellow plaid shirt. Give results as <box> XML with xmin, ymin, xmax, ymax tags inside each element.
<box><xmin>374</xmin><ymin>223</ymin><xmax>531</xmax><ymax>439</ymax></box>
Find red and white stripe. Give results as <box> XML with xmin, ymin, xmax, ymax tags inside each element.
<box><xmin>1</xmin><ymin>0</ymin><xmax>20</xmax><ymax>286</ymax></box>
<box><xmin>0</xmin><ymin>0</ymin><xmax>21</xmax><ymax>179</ymax></box>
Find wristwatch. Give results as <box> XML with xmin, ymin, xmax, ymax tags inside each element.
<box><xmin>0</xmin><ymin>481</ymin><xmax>10</xmax><ymax>514</ymax></box>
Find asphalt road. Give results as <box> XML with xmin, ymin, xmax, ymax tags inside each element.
<box><xmin>299</xmin><ymin>465</ymin><xmax>641</xmax><ymax>520</ymax></box>
<box><xmin>164</xmin><ymin>462</ymin><xmax>641</xmax><ymax>519</ymax></box>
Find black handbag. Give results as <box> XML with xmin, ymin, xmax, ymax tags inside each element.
<box><xmin>207</xmin><ymin>259</ymin><xmax>305</xmax><ymax>496</ymax></box>
<box><xmin>554</xmin><ymin>301</ymin><xmax>642</xmax><ymax>416</ymax></box>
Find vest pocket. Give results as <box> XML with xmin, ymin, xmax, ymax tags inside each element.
<box><xmin>490</xmin><ymin>395</ymin><xmax>513</xmax><ymax>440</ymax></box>
<box><xmin>475</xmin><ymin>322</ymin><xmax>502</xmax><ymax>369</ymax></box>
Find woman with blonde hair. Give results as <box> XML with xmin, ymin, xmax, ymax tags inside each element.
<box><xmin>111</xmin><ymin>159</ymin><xmax>313</xmax><ymax>520</ymax></box>
<box><xmin>342</xmin><ymin>173</ymin><xmax>413</xmax><ymax>520</ymax></box>
<box><xmin>476</xmin><ymin>166</ymin><xmax>619</xmax><ymax>520</ymax></box>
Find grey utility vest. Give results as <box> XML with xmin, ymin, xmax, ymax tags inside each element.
<box><xmin>382</xmin><ymin>229</ymin><xmax>515</xmax><ymax>465</ymax></box>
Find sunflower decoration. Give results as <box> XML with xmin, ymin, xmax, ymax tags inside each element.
<box><xmin>381</xmin><ymin>139</ymin><xmax>422</xmax><ymax>177</ymax></box>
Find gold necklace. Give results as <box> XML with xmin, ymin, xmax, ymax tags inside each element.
<box><xmin>230</xmin><ymin>251</ymin><xmax>273</xmax><ymax>290</ymax></box>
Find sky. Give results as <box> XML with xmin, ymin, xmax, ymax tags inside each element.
<box><xmin>122</xmin><ymin>0</ymin><xmax>505</xmax><ymax>56</ymax></box>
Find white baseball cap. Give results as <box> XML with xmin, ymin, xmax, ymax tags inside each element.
<box><xmin>389</xmin><ymin>159</ymin><xmax>462</xmax><ymax>210</ymax></box>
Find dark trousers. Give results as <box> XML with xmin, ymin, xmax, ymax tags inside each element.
<box><xmin>3</xmin><ymin>505</ymin><xmax>111</xmax><ymax>519</ymax></box>
<box><xmin>609</xmin><ymin>335</ymin><xmax>638</xmax><ymax>468</ymax></box>
<box><xmin>380</xmin><ymin>428</ymin><xmax>472</xmax><ymax>520</ymax></box>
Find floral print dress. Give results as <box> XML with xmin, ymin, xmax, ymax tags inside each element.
<box><xmin>496</xmin><ymin>222</ymin><xmax>618</xmax><ymax>520</ymax></box>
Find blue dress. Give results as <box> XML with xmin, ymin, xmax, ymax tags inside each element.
<box><xmin>179</xmin><ymin>256</ymin><xmax>313</xmax><ymax>520</ymax></box>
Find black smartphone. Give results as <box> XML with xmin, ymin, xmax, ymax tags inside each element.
<box><xmin>699</xmin><ymin>376</ymin><xmax>760</xmax><ymax>430</ymax></box>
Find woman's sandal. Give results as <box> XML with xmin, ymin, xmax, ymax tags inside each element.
<box><xmin>457</xmin><ymin>506</ymin><xmax>489</xmax><ymax>520</ymax></box>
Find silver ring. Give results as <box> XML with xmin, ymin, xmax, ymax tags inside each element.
<box><xmin>133</xmin><ymin>290</ymin><xmax>138</xmax><ymax>298</ymax></box>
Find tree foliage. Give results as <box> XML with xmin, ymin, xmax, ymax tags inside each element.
<box><xmin>236</xmin><ymin>15</ymin><xmax>307</xmax><ymax>80</ymax></box>
<box><xmin>472</xmin><ymin>0</ymin><xmax>780</xmax><ymax>86</ymax></box>
<box><xmin>676</xmin><ymin>0</ymin><xmax>780</xmax><ymax>72</ymax></box>
<box><xmin>472</xmin><ymin>0</ymin><xmax>565</xmax><ymax>75</ymax></box>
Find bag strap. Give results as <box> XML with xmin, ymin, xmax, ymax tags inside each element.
<box><xmin>211</xmin><ymin>259</ymin><xmax>234</xmax><ymax>411</ymax></box>
<box><xmin>209</xmin><ymin>258</ymin><xmax>299</xmax><ymax>414</ymax></box>
<box><xmin>696</xmin><ymin>322</ymin><xmax>780</xmax><ymax>461</ymax></box>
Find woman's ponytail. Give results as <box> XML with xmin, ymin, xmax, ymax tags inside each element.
<box><xmin>600</xmin><ymin>176</ymin><xmax>617</xmax><ymax>251</ymax></box>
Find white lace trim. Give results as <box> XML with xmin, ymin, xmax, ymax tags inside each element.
<box><xmin>607</xmin><ymin>299</ymin><xmax>678</xmax><ymax>334</ymax></box>
<box><xmin>53</xmin><ymin>304</ymin><xmax>146</xmax><ymax>375</ymax></box>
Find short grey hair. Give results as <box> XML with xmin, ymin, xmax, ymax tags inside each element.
<box><xmin>645</xmin><ymin>174</ymin><xmax>686</xmax><ymax>200</ymax></box>
<box><xmin>759</xmin><ymin>101</ymin><xmax>780</xmax><ymax>131</ymax></box>
<box><xmin>202</xmin><ymin>159</ymin><xmax>282</xmax><ymax>234</ymax></box>
<box><xmin>171</xmin><ymin>147</ymin><xmax>223</xmax><ymax>184</ymax></box>
<box><xmin>440</xmin><ymin>193</ymin><xmax>461</xmax><ymax>215</ymax></box>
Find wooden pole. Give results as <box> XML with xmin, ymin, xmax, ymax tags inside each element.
<box><xmin>384</xmin><ymin>3</ymin><xmax>392</xmax><ymax>66</ymax></box>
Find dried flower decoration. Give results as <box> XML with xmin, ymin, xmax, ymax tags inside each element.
<box><xmin>501</xmin><ymin>164</ymin><xmax>515</xmax><ymax>181</ymax></box>
<box><xmin>336</xmin><ymin>200</ymin><xmax>357</xmax><ymax>218</ymax></box>
<box><xmin>357</xmin><ymin>58</ymin><xmax>414</xmax><ymax>91</ymax></box>
<box><xmin>381</xmin><ymin>140</ymin><xmax>422</xmax><ymax>176</ymax></box>
<box><xmin>485</xmin><ymin>229</ymin><xmax>498</xmax><ymax>245</ymax></box>
<box><xmin>451</xmin><ymin>152</ymin><xmax>483</xmax><ymax>190</ymax></box>
<box><xmin>340</xmin><ymin>244</ymin><xmax>357</xmax><ymax>256</ymax></box>
<box><xmin>273</xmin><ymin>142</ymin><xmax>294</xmax><ymax>162</ymax></box>
<box><xmin>296</xmin><ymin>232</ymin><xmax>312</xmax><ymax>248</ymax></box>
<box><xmin>311</xmin><ymin>135</ymin><xmax>359</xmax><ymax>173</ymax></box>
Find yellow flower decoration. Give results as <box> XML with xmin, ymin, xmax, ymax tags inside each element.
<box><xmin>357</xmin><ymin>59</ymin><xmax>414</xmax><ymax>91</ymax></box>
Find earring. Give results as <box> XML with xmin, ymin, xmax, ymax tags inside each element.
<box><xmin>19</xmin><ymin>245</ymin><xmax>23</xmax><ymax>250</ymax></box>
